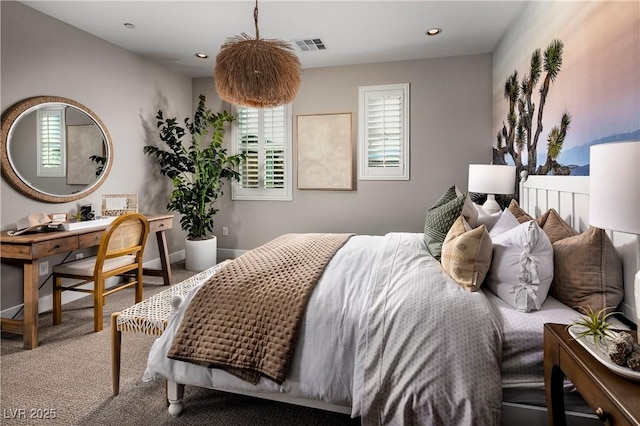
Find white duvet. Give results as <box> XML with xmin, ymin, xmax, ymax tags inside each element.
<box><xmin>143</xmin><ymin>233</ymin><xmax>503</xmax><ymax>424</ymax></box>
<box><xmin>144</xmin><ymin>234</ymin><xmax>383</xmax><ymax>413</ymax></box>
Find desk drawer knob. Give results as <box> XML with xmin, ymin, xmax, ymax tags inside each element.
<box><xmin>595</xmin><ymin>407</ymin><xmax>606</xmax><ymax>421</ymax></box>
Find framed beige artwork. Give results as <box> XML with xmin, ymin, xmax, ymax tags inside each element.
<box><xmin>296</xmin><ymin>113</ymin><xmax>353</xmax><ymax>190</ymax></box>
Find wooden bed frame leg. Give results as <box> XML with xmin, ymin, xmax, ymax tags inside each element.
<box><xmin>166</xmin><ymin>380</ymin><xmax>184</xmax><ymax>417</ymax></box>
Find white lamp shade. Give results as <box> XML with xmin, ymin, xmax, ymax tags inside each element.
<box><xmin>589</xmin><ymin>141</ymin><xmax>640</xmax><ymax>234</ymax></box>
<box><xmin>468</xmin><ymin>164</ymin><xmax>516</xmax><ymax>195</ymax></box>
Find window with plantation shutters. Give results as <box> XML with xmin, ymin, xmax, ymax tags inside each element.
<box><xmin>232</xmin><ymin>104</ymin><xmax>292</xmax><ymax>201</ymax></box>
<box><xmin>37</xmin><ymin>107</ymin><xmax>66</xmax><ymax>177</ymax></box>
<box><xmin>358</xmin><ymin>83</ymin><xmax>410</xmax><ymax>180</ymax></box>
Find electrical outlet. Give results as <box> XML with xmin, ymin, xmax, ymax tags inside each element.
<box><xmin>222</xmin><ymin>227</ymin><xmax>229</xmax><ymax>236</ymax></box>
<box><xmin>75</xmin><ymin>253</ymin><xmax>84</xmax><ymax>260</ymax></box>
<box><xmin>39</xmin><ymin>261</ymin><xmax>49</xmax><ymax>276</ymax></box>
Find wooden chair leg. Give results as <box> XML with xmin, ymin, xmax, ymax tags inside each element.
<box><xmin>135</xmin><ymin>266</ymin><xmax>143</xmax><ymax>303</ymax></box>
<box><xmin>53</xmin><ymin>275</ymin><xmax>62</xmax><ymax>325</ymax></box>
<box><xmin>111</xmin><ymin>312</ymin><xmax>122</xmax><ymax>396</ymax></box>
<box><xmin>94</xmin><ymin>278</ymin><xmax>104</xmax><ymax>332</ymax></box>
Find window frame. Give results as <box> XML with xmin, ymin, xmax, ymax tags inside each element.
<box><xmin>358</xmin><ymin>83</ymin><xmax>410</xmax><ymax>181</ymax></box>
<box><xmin>36</xmin><ymin>106</ymin><xmax>66</xmax><ymax>178</ymax></box>
<box><xmin>231</xmin><ymin>103</ymin><xmax>293</xmax><ymax>201</ymax></box>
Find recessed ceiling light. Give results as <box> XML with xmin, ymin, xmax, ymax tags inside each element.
<box><xmin>426</xmin><ymin>28</ymin><xmax>442</xmax><ymax>36</ymax></box>
<box><xmin>195</xmin><ymin>53</ymin><xmax>209</xmax><ymax>59</ymax></box>
<box><xmin>123</xmin><ymin>23</ymin><xmax>136</xmax><ymax>29</ymax></box>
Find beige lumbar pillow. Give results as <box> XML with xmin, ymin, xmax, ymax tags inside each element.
<box><xmin>441</xmin><ymin>216</ymin><xmax>492</xmax><ymax>292</ymax></box>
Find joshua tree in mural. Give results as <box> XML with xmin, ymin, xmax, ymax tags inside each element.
<box><xmin>493</xmin><ymin>39</ymin><xmax>572</xmax><ymax>187</ymax></box>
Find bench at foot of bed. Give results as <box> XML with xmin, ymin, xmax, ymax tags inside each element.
<box><xmin>110</xmin><ymin>262</ymin><xmax>229</xmax><ymax>396</ymax></box>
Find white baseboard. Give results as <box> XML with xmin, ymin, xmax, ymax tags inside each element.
<box><xmin>0</xmin><ymin>248</ymin><xmax>245</xmax><ymax>319</ymax></box>
<box><xmin>143</xmin><ymin>250</ymin><xmax>185</xmax><ymax>269</ymax></box>
<box><xmin>1</xmin><ymin>277</ymin><xmax>120</xmax><ymax>318</ymax></box>
<box><xmin>218</xmin><ymin>248</ymin><xmax>246</xmax><ymax>261</ymax></box>
<box><xmin>0</xmin><ymin>253</ymin><xmax>187</xmax><ymax>318</ymax></box>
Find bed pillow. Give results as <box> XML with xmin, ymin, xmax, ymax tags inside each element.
<box><xmin>488</xmin><ymin>207</ymin><xmax>520</xmax><ymax>238</ymax></box>
<box><xmin>508</xmin><ymin>201</ymin><xmax>578</xmax><ymax>243</ymax></box>
<box><xmin>508</xmin><ymin>199</ymin><xmax>534</xmax><ymax>224</ymax></box>
<box><xmin>423</xmin><ymin>187</ymin><xmax>477</xmax><ymax>260</ymax></box>
<box><xmin>538</xmin><ymin>209</ymin><xmax>578</xmax><ymax>244</ymax></box>
<box><xmin>474</xmin><ymin>206</ymin><xmax>502</xmax><ymax>232</ymax></box>
<box><xmin>485</xmin><ymin>220</ymin><xmax>554</xmax><ymax>312</ymax></box>
<box><xmin>551</xmin><ymin>227</ymin><xmax>624</xmax><ymax>312</ymax></box>
<box><xmin>441</xmin><ymin>216</ymin><xmax>493</xmax><ymax>292</ymax></box>
<box><xmin>432</xmin><ymin>185</ymin><xmax>458</xmax><ymax>208</ymax></box>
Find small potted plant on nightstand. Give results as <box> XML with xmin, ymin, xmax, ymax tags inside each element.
<box><xmin>143</xmin><ymin>95</ymin><xmax>243</xmax><ymax>271</ymax></box>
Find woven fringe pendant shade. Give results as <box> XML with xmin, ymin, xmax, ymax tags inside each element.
<box><xmin>214</xmin><ymin>1</ymin><xmax>301</xmax><ymax>108</ymax></box>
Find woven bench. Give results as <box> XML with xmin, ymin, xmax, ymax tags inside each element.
<box><xmin>110</xmin><ymin>261</ymin><xmax>229</xmax><ymax>396</ymax></box>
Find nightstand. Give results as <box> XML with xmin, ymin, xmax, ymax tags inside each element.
<box><xmin>544</xmin><ymin>323</ymin><xmax>640</xmax><ymax>426</ymax></box>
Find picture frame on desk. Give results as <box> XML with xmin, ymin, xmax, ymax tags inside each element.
<box><xmin>101</xmin><ymin>193</ymin><xmax>137</xmax><ymax>217</ymax></box>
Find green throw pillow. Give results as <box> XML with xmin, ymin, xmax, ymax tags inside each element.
<box><xmin>431</xmin><ymin>185</ymin><xmax>458</xmax><ymax>209</ymax></box>
<box><xmin>424</xmin><ymin>192</ymin><xmax>468</xmax><ymax>260</ymax></box>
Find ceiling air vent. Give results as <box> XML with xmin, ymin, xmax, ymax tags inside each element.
<box><xmin>292</xmin><ymin>38</ymin><xmax>327</xmax><ymax>52</ymax></box>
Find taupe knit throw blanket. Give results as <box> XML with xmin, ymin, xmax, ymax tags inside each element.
<box><xmin>167</xmin><ymin>233</ymin><xmax>353</xmax><ymax>384</ymax></box>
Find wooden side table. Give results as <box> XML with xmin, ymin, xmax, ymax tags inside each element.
<box><xmin>544</xmin><ymin>323</ymin><xmax>640</xmax><ymax>426</ymax></box>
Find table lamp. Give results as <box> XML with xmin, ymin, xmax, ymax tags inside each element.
<box><xmin>588</xmin><ymin>140</ymin><xmax>640</xmax><ymax>339</ymax></box>
<box><xmin>468</xmin><ymin>164</ymin><xmax>516</xmax><ymax>214</ymax></box>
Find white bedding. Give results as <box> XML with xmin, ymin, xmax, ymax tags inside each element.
<box><xmin>485</xmin><ymin>291</ymin><xmax>580</xmax><ymax>389</ymax></box>
<box><xmin>143</xmin><ymin>233</ymin><xmax>503</xmax><ymax>423</ymax></box>
<box><xmin>358</xmin><ymin>232</ymin><xmax>502</xmax><ymax>425</ymax></box>
<box><xmin>144</xmin><ymin>234</ymin><xmax>384</xmax><ymax>412</ymax></box>
<box><xmin>486</xmin><ymin>290</ymin><xmax>629</xmax><ymax>390</ymax></box>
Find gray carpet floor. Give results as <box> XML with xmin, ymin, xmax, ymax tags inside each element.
<box><xmin>1</xmin><ymin>262</ymin><xmax>360</xmax><ymax>425</ymax></box>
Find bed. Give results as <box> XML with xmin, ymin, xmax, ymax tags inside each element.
<box><xmin>142</xmin><ymin>175</ymin><xmax>639</xmax><ymax>425</ymax></box>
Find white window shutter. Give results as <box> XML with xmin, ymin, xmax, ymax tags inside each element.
<box><xmin>359</xmin><ymin>84</ymin><xmax>410</xmax><ymax>180</ymax></box>
<box><xmin>232</xmin><ymin>104</ymin><xmax>292</xmax><ymax>201</ymax></box>
<box><xmin>37</xmin><ymin>107</ymin><xmax>66</xmax><ymax>177</ymax></box>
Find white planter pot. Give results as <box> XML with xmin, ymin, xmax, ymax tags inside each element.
<box><xmin>185</xmin><ymin>236</ymin><xmax>217</xmax><ymax>271</ymax></box>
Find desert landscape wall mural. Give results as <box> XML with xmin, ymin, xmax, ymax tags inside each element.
<box><xmin>492</xmin><ymin>1</ymin><xmax>639</xmax><ymax>176</ymax></box>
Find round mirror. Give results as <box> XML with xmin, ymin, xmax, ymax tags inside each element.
<box><xmin>1</xmin><ymin>96</ymin><xmax>113</xmax><ymax>203</ymax></box>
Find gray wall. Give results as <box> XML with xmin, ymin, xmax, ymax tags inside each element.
<box><xmin>194</xmin><ymin>54</ymin><xmax>494</xmax><ymax>251</ymax></box>
<box><xmin>1</xmin><ymin>2</ymin><xmax>494</xmax><ymax>313</ymax></box>
<box><xmin>1</xmin><ymin>2</ymin><xmax>192</xmax><ymax>311</ymax></box>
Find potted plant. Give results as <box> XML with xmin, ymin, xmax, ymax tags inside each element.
<box><xmin>143</xmin><ymin>95</ymin><xmax>243</xmax><ymax>271</ymax></box>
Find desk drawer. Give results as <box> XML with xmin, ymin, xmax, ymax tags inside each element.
<box><xmin>149</xmin><ymin>217</ymin><xmax>173</xmax><ymax>233</ymax></box>
<box><xmin>32</xmin><ymin>236</ymin><xmax>79</xmax><ymax>258</ymax></box>
<box><xmin>79</xmin><ymin>231</ymin><xmax>103</xmax><ymax>247</ymax></box>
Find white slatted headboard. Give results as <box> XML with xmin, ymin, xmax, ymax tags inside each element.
<box><xmin>520</xmin><ymin>174</ymin><xmax>639</xmax><ymax>325</ymax></box>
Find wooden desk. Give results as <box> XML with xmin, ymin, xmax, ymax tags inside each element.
<box><xmin>0</xmin><ymin>214</ymin><xmax>174</xmax><ymax>349</ymax></box>
<box><xmin>544</xmin><ymin>323</ymin><xmax>640</xmax><ymax>426</ymax></box>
